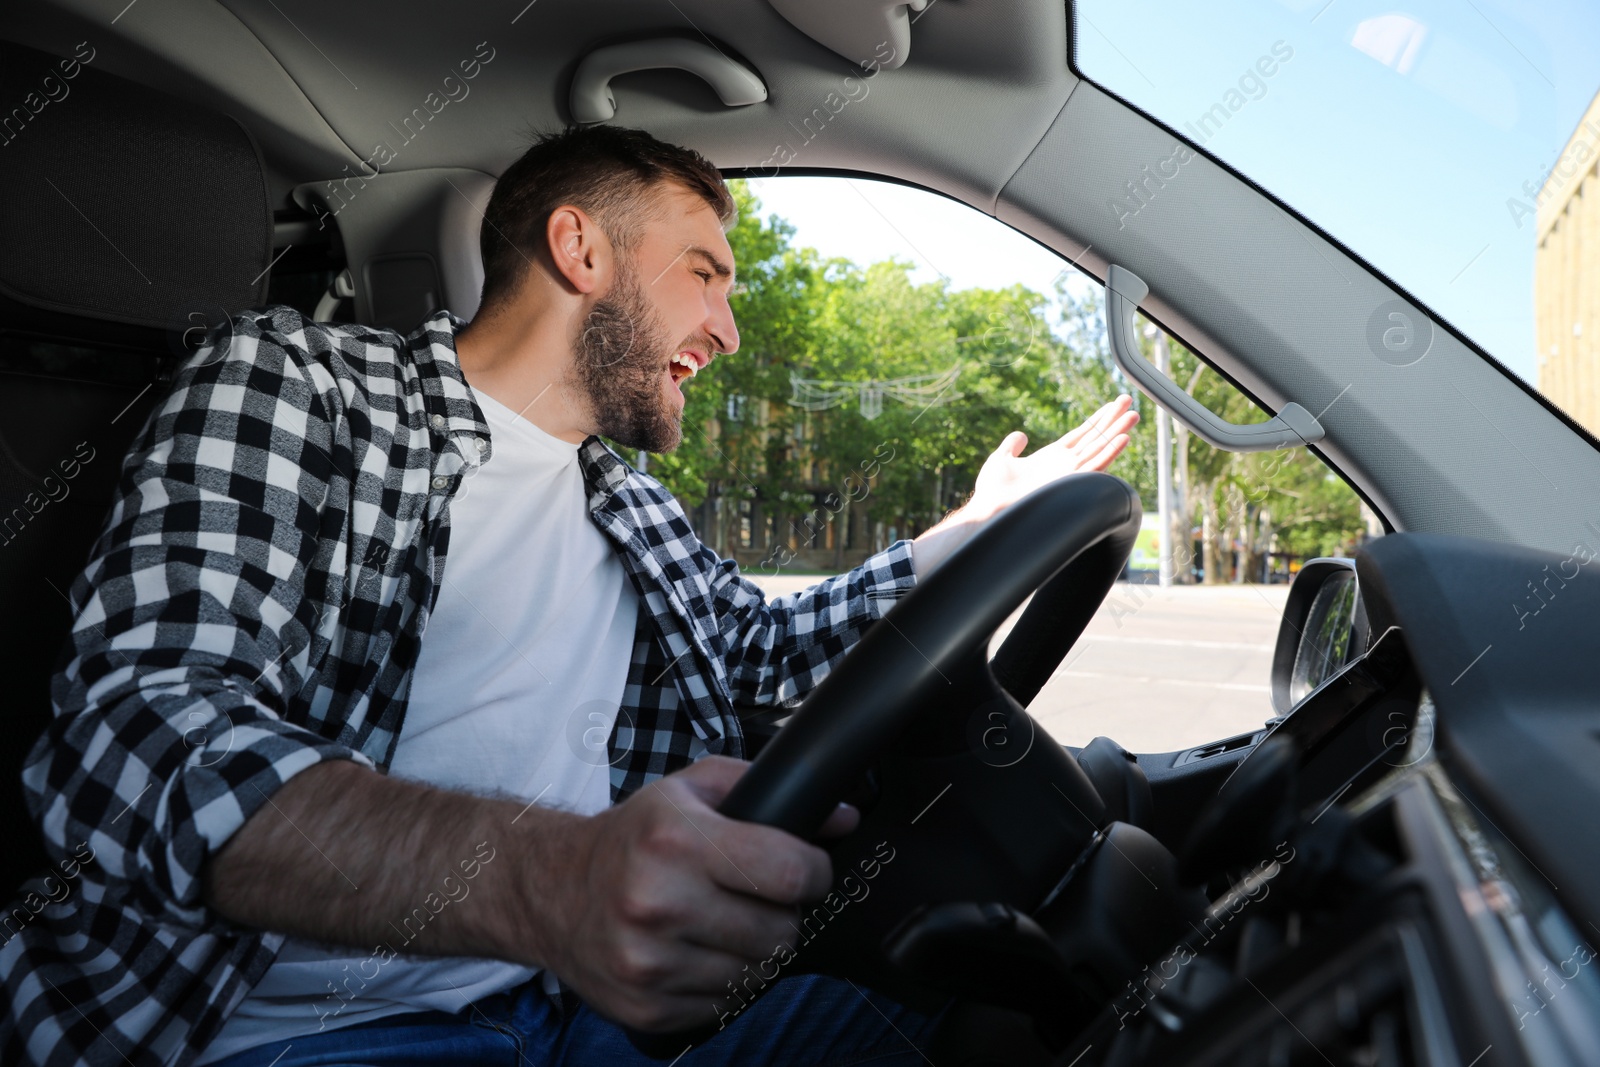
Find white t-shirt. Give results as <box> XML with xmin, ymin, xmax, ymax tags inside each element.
<box><xmin>200</xmin><ymin>391</ymin><xmax>640</xmax><ymax>1063</ymax></box>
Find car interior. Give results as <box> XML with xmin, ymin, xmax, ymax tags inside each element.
<box><xmin>4</xmin><ymin>1</ymin><xmax>1600</xmax><ymax>1065</ymax></box>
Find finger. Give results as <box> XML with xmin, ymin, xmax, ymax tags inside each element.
<box><xmin>1067</xmin><ymin>409</ymin><xmax>1140</xmax><ymax>463</ymax></box>
<box><xmin>671</xmin><ymin>755</ymin><xmax>752</xmax><ymax>809</ymax></box>
<box><xmin>1098</xmin><ymin>410</ymin><xmax>1140</xmax><ymax>442</ymax></box>
<box><xmin>1063</xmin><ymin>429</ymin><xmax>1109</xmax><ymax>467</ymax></box>
<box><xmin>1097</xmin><ymin>394</ymin><xmax>1133</xmax><ymax>432</ymax></box>
<box><xmin>815</xmin><ymin>801</ymin><xmax>860</xmax><ymax>839</ymax></box>
<box><xmin>705</xmin><ymin>819</ymin><xmax>835</xmax><ymax>905</ymax></box>
<box><xmin>996</xmin><ymin>430</ymin><xmax>1028</xmax><ymax>458</ymax></box>
<box><xmin>657</xmin><ymin>943</ymin><xmax>768</xmax><ymax>1000</ymax></box>
<box><xmin>678</xmin><ymin>890</ymin><xmax>811</xmax><ymax>964</ymax></box>
<box><xmin>1061</xmin><ymin>395</ymin><xmax>1128</xmax><ymax>449</ymax></box>
<box><xmin>1059</xmin><ymin>402</ymin><xmax>1112</xmax><ymax>449</ymax></box>
<box><xmin>1081</xmin><ymin>433</ymin><xmax>1131</xmax><ymax>472</ymax></box>
<box><xmin>661</xmin><ymin>764</ymin><xmax>837</xmax><ymax>904</ymax></box>
<box><xmin>604</xmin><ymin>933</ymin><xmax>755</xmax><ymax>1001</ymax></box>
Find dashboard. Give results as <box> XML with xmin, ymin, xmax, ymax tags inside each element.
<box><xmin>1049</xmin><ymin>533</ymin><xmax>1600</xmax><ymax>1067</ymax></box>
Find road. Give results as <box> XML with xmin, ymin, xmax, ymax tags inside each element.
<box><xmin>747</xmin><ymin>574</ymin><xmax>1291</xmax><ymax>755</ymax></box>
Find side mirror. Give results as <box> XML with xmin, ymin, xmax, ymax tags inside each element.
<box><xmin>1269</xmin><ymin>559</ymin><xmax>1370</xmax><ymax>716</ymax></box>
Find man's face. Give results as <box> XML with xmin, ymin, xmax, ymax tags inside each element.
<box><xmin>568</xmin><ymin>185</ymin><xmax>740</xmax><ymax>453</ymax></box>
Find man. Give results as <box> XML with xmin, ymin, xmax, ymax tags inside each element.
<box><xmin>6</xmin><ymin>125</ymin><xmax>1137</xmax><ymax>1066</ymax></box>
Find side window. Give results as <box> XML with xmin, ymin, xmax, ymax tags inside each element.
<box><xmin>651</xmin><ymin>175</ymin><xmax>1375</xmax><ymax>753</ymax></box>
<box><xmin>1032</xmin><ymin>317</ymin><xmax>1380</xmax><ymax>752</ymax></box>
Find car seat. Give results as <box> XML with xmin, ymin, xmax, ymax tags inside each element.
<box><xmin>0</xmin><ymin>38</ymin><xmax>272</xmax><ymax>900</ymax></box>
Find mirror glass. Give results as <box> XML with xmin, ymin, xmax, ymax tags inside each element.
<box><xmin>1288</xmin><ymin>571</ymin><xmax>1359</xmax><ymax>706</ymax></box>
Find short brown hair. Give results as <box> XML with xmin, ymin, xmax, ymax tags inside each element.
<box><xmin>475</xmin><ymin>125</ymin><xmax>735</xmax><ymax>314</ymax></box>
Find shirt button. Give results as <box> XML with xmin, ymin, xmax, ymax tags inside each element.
<box><xmin>474</xmin><ymin>437</ymin><xmax>488</xmax><ymax>452</ymax></box>
<box><xmin>430</xmin><ymin>414</ymin><xmax>445</xmax><ymax>429</ymax></box>
<box><xmin>432</xmin><ymin>475</ymin><xmax>448</xmax><ymax>490</ymax></box>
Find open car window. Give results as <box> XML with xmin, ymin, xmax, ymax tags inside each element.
<box><xmin>678</xmin><ymin>175</ymin><xmax>1373</xmax><ymax>753</ymax></box>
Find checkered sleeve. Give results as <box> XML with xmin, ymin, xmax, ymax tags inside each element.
<box><xmin>20</xmin><ymin>310</ymin><xmax>373</xmax><ymax>933</ymax></box>
<box><xmin>708</xmin><ymin>540</ymin><xmax>919</xmax><ymax>706</ymax></box>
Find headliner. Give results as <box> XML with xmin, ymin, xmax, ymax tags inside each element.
<box><xmin>9</xmin><ymin>0</ymin><xmax>1078</xmax><ymax>213</ymax></box>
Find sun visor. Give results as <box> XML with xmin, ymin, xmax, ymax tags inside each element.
<box><xmin>0</xmin><ymin>40</ymin><xmax>272</xmax><ymax>331</ymax></box>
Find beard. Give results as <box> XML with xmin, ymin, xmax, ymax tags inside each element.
<box><xmin>569</xmin><ymin>257</ymin><xmax>683</xmax><ymax>454</ymax></box>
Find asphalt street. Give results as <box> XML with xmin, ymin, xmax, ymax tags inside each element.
<box><xmin>748</xmin><ymin>573</ymin><xmax>1291</xmax><ymax>756</ymax></box>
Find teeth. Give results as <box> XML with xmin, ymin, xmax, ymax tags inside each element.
<box><xmin>670</xmin><ymin>352</ymin><xmax>699</xmax><ymax>377</ymax></box>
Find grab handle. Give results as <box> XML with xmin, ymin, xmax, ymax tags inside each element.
<box><xmin>1105</xmin><ymin>265</ymin><xmax>1323</xmax><ymax>452</ymax></box>
<box><xmin>571</xmin><ymin>39</ymin><xmax>767</xmax><ymax>124</ymax></box>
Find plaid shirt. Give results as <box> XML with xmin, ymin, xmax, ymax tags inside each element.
<box><xmin>1</xmin><ymin>306</ymin><xmax>917</xmax><ymax>1067</ymax></box>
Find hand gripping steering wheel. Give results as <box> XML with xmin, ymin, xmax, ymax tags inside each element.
<box><xmin>631</xmin><ymin>472</ymin><xmax>1143</xmax><ymax>1056</ymax></box>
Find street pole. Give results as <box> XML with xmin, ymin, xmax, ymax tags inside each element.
<box><xmin>1149</xmin><ymin>325</ymin><xmax>1174</xmax><ymax>588</ymax></box>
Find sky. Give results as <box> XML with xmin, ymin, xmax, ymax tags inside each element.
<box><xmin>742</xmin><ymin>174</ymin><xmax>1097</xmax><ymax>307</ymax></box>
<box><xmin>744</xmin><ymin>1</ymin><xmax>1600</xmax><ymax>387</ymax></box>
<box><xmin>1071</xmin><ymin>0</ymin><xmax>1600</xmax><ymax>384</ymax></box>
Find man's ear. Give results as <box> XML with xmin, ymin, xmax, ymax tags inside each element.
<box><xmin>545</xmin><ymin>205</ymin><xmax>608</xmax><ymax>295</ymax></box>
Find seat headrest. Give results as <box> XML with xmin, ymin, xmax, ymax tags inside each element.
<box><xmin>0</xmin><ymin>40</ymin><xmax>271</xmax><ymax>331</ymax></box>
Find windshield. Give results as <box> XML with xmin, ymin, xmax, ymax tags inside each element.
<box><xmin>1071</xmin><ymin>0</ymin><xmax>1600</xmax><ymax>404</ymax></box>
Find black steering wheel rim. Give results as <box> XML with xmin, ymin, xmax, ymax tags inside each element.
<box><xmin>720</xmin><ymin>471</ymin><xmax>1144</xmax><ymax>835</ymax></box>
<box><xmin>628</xmin><ymin>473</ymin><xmax>1144</xmax><ymax>1057</ymax></box>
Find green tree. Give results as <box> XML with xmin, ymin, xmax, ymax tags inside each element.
<box><xmin>1152</xmin><ymin>330</ymin><xmax>1363</xmax><ymax>582</ymax></box>
<box><xmin>651</xmin><ymin>178</ymin><xmax>1368</xmax><ymax>579</ymax></box>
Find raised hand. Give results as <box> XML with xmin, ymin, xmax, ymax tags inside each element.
<box><xmin>964</xmin><ymin>394</ymin><xmax>1139</xmax><ymax>522</ymax></box>
<box><xmin>910</xmin><ymin>395</ymin><xmax>1140</xmax><ymax>576</ymax></box>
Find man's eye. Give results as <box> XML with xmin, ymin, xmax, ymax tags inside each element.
<box><xmin>694</xmin><ymin>270</ymin><xmax>712</xmax><ymax>282</ymax></box>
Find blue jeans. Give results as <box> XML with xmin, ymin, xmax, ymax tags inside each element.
<box><xmin>204</xmin><ymin>975</ymin><xmax>944</xmax><ymax>1067</ymax></box>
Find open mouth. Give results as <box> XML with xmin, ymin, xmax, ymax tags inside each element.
<box><xmin>667</xmin><ymin>351</ymin><xmax>701</xmax><ymax>389</ymax></box>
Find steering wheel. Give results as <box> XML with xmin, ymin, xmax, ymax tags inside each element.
<box><xmin>632</xmin><ymin>472</ymin><xmax>1142</xmax><ymax>1056</ymax></box>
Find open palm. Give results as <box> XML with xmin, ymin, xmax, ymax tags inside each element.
<box><xmin>966</xmin><ymin>395</ymin><xmax>1140</xmax><ymax>522</ymax></box>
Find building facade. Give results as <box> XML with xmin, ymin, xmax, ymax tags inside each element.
<box><xmin>1535</xmin><ymin>92</ymin><xmax>1600</xmax><ymax>434</ymax></box>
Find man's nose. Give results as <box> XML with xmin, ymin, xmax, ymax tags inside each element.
<box><xmin>708</xmin><ymin>289</ymin><xmax>739</xmax><ymax>357</ymax></box>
